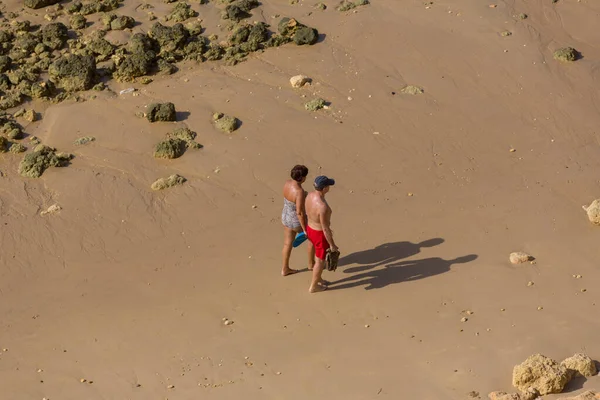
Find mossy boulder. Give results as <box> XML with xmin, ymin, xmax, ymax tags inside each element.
<box><xmin>0</xmin><ymin>56</ymin><xmax>11</xmax><ymax>73</ymax></box>
<box><xmin>115</xmin><ymin>50</ymin><xmax>156</xmax><ymax>81</ymax></box>
<box><xmin>169</xmin><ymin>127</ymin><xmax>202</xmax><ymax>148</ymax></box>
<box><xmin>41</xmin><ymin>23</ymin><xmax>69</xmax><ymax>50</ymax></box>
<box><xmin>146</xmin><ymin>102</ymin><xmax>176</xmax><ymax>122</ymax></box>
<box><xmin>49</xmin><ymin>54</ymin><xmax>96</xmax><ymax>91</ymax></box>
<box><xmin>110</xmin><ymin>16</ymin><xmax>135</xmax><ymax>30</ymax></box>
<box><xmin>18</xmin><ymin>145</ymin><xmax>73</xmax><ymax>178</ymax></box>
<box><xmin>3</xmin><ymin>121</ymin><xmax>23</xmax><ymax>139</ymax></box>
<box><xmin>0</xmin><ymin>136</ymin><xmax>8</xmax><ymax>152</ymax></box>
<box><xmin>167</xmin><ymin>2</ymin><xmax>197</xmax><ymax>22</ymax></box>
<box><xmin>151</xmin><ymin>174</ymin><xmax>186</xmax><ymax>190</ymax></box>
<box><xmin>30</xmin><ymin>81</ymin><xmax>52</xmax><ymax>98</ymax></box>
<box><xmin>223</xmin><ymin>0</ymin><xmax>259</xmax><ymax>21</ymax></box>
<box><xmin>337</xmin><ymin>0</ymin><xmax>369</xmax><ymax>11</ymax></box>
<box><xmin>74</xmin><ymin>136</ymin><xmax>95</xmax><ymax>145</ymax></box>
<box><xmin>153</xmin><ymin>138</ymin><xmax>186</xmax><ymax>159</ymax></box>
<box><xmin>128</xmin><ymin>33</ymin><xmax>157</xmax><ymax>53</ymax></box>
<box><xmin>305</xmin><ymin>98</ymin><xmax>326</xmax><ymax>111</ymax></box>
<box><xmin>70</xmin><ymin>15</ymin><xmax>87</xmax><ymax>30</ymax></box>
<box><xmin>13</xmin><ymin>33</ymin><xmax>40</xmax><ymax>54</ymax></box>
<box><xmin>157</xmin><ymin>59</ymin><xmax>177</xmax><ymax>75</ymax></box>
<box><xmin>213</xmin><ymin>113</ymin><xmax>239</xmax><ymax>133</ymax></box>
<box><xmin>277</xmin><ymin>17</ymin><xmax>319</xmax><ymax>45</ymax></box>
<box><xmin>554</xmin><ymin>47</ymin><xmax>579</xmax><ymax>62</ymax></box>
<box><xmin>24</xmin><ymin>0</ymin><xmax>61</xmax><ymax>9</ymax></box>
<box><xmin>0</xmin><ymin>92</ymin><xmax>24</xmax><ymax>111</ymax></box>
<box><xmin>80</xmin><ymin>0</ymin><xmax>120</xmax><ymax>15</ymax></box>
<box><xmin>149</xmin><ymin>22</ymin><xmax>189</xmax><ymax>53</ymax></box>
<box><xmin>87</xmin><ymin>38</ymin><xmax>115</xmax><ymax>61</ymax></box>
<box><xmin>9</xmin><ymin>143</ymin><xmax>26</xmax><ymax>153</ymax></box>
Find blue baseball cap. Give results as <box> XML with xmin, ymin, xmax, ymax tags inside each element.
<box><xmin>314</xmin><ymin>175</ymin><xmax>335</xmax><ymax>190</ymax></box>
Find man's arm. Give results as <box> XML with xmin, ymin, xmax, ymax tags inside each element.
<box><xmin>319</xmin><ymin>207</ymin><xmax>338</xmax><ymax>251</ymax></box>
<box><xmin>295</xmin><ymin>189</ymin><xmax>307</xmax><ymax>233</ymax></box>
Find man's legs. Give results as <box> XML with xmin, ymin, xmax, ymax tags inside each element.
<box><xmin>309</xmin><ymin>257</ymin><xmax>326</xmax><ymax>292</ymax></box>
<box><xmin>307</xmin><ymin>240</ymin><xmax>315</xmax><ymax>271</ymax></box>
<box><xmin>281</xmin><ymin>226</ymin><xmax>299</xmax><ymax>276</ymax></box>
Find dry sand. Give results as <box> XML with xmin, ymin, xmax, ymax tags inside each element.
<box><xmin>1</xmin><ymin>0</ymin><xmax>600</xmax><ymax>398</ymax></box>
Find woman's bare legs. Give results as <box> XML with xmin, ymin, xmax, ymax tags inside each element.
<box><xmin>282</xmin><ymin>226</ymin><xmax>300</xmax><ymax>276</ymax></box>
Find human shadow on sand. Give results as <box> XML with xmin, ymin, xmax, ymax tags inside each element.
<box><xmin>330</xmin><ymin>254</ymin><xmax>478</xmax><ymax>291</ymax></box>
<box><xmin>339</xmin><ymin>238</ymin><xmax>445</xmax><ymax>273</ymax></box>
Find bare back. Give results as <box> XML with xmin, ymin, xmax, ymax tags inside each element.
<box><xmin>283</xmin><ymin>179</ymin><xmax>303</xmax><ymax>203</ymax></box>
<box><xmin>305</xmin><ymin>191</ymin><xmax>331</xmax><ymax>231</ymax></box>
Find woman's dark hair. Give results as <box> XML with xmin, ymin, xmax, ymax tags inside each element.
<box><xmin>290</xmin><ymin>165</ymin><xmax>309</xmax><ymax>182</ymax></box>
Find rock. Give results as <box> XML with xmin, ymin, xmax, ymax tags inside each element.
<box><xmin>3</xmin><ymin>121</ymin><xmax>23</xmax><ymax>140</ymax></box>
<box><xmin>293</xmin><ymin>26</ymin><xmax>319</xmax><ymax>45</ymax></box>
<box><xmin>48</xmin><ymin>54</ymin><xmax>96</xmax><ymax>91</ymax></box>
<box><xmin>168</xmin><ymin>127</ymin><xmax>202</xmax><ymax>149</ymax></box>
<box><xmin>561</xmin><ymin>354</ymin><xmax>597</xmax><ymax>379</ymax></box>
<box><xmin>512</xmin><ymin>354</ymin><xmax>569</xmax><ymax>395</ymax></box>
<box><xmin>153</xmin><ymin>138</ymin><xmax>186</xmax><ymax>159</ymax></box>
<box><xmin>40</xmin><ymin>204</ymin><xmax>61</xmax><ymax>215</ymax></box>
<box><xmin>305</xmin><ymin>98</ymin><xmax>326</xmax><ymax>111</ymax></box>
<box><xmin>18</xmin><ymin>146</ymin><xmax>73</xmax><ymax>178</ymax></box>
<box><xmin>23</xmin><ymin>109</ymin><xmax>36</xmax><ymax>122</ymax></box>
<box><xmin>115</xmin><ymin>50</ymin><xmax>157</xmax><ymax>81</ymax></box>
<box><xmin>489</xmin><ymin>392</ymin><xmax>521</xmax><ymax>400</ymax></box>
<box><xmin>582</xmin><ymin>200</ymin><xmax>600</xmax><ymax>225</ymax></box>
<box><xmin>111</xmin><ymin>16</ymin><xmax>135</xmax><ymax>30</ymax></box>
<box><xmin>509</xmin><ymin>252</ymin><xmax>533</xmax><ymax>264</ymax></box>
<box><xmin>290</xmin><ymin>74</ymin><xmax>311</xmax><ymax>88</ymax></box>
<box><xmin>149</xmin><ymin>22</ymin><xmax>189</xmax><ymax>52</ymax></box>
<box><xmin>167</xmin><ymin>2</ymin><xmax>197</xmax><ymax>22</ymax></box>
<box><xmin>521</xmin><ymin>388</ymin><xmax>540</xmax><ymax>400</ymax></box>
<box><xmin>0</xmin><ymin>56</ymin><xmax>11</xmax><ymax>73</ymax></box>
<box><xmin>0</xmin><ymin>136</ymin><xmax>8</xmax><ymax>152</ymax></box>
<box><xmin>74</xmin><ymin>136</ymin><xmax>95</xmax><ymax>145</ymax></box>
<box><xmin>9</xmin><ymin>143</ymin><xmax>27</xmax><ymax>153</ymax></box>
<box><xmin>24</xmin><ymin>0</ymin><xmax>61</xmax><ymax>9</ymax></box>
<box><xmin>213</xmin><ymin>114</ymin><xmax>240</xmax><ymax>133</ymax></box>
<box><xmin>517</xmin><ymin>13</ymin><xmax>528</xmax><ymax>19</ymax></box>
<box><xmin>41</xmin><ymin>23</ymin><xmax>69</xmax><ymax>50</ymax></box>
<box><xmin>87</xmin><ymin>38</ymin><xmax>115</xmax><ymax>62</ymax></box>
<box><xmin>315</xmin><ymin>3</ymin><xmax>327</xmax><ymax>10</ymax></box>
<box><xmin>557</xmin><ymin>391</ymin><xmax>600</xmax><ymax>400</ymax></box>
<box><xmin>223</xmin><ymin>0</ymin><xmax>259</xmax><ymax>21</ymax></box>
<box><xmin>500</xmin><ymin>31</ymin><xmax>512</xmax><ymax>37</ymax></box>
<box><xmin>31</xmin><ymin>81</ymin><xmax>52</xmax><ymax>98</ymax></box>
<box><xmin>70</xmin><ymin>15</ymin><xmax>87</xmax><ymax>30</ymax></box>
<box><xmin>151</xmin><ymin>174</ymin><xmax>186</xmax><ymax>190</ymax></box>
<box><xmin>146</xmin><ymin>102</ymin><xmax>176</xmax><ymax>122</ymax></box>
<box><xmin>337</xmin><ymin>0</ymin><xmax>369</xmax><ymax>11</ymax></box>
<box><xmin>277</xmin><ymin>17</ymin><xmax>319</xmax><ymax>46</ymax></box>
<box><xmin>554</xmin><ymin>47</ymin><xmax>579</xmax><ymax>62</ymax></box>
<box><xmin>401</xmin><ymin>85</ymin><xmax>424</xmax><ymax>95</ymax></box>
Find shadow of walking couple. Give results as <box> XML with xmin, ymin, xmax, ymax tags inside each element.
<box><xmin>330</xmin><ymin>238</ymin><xmax>478</xmax><ymax>291</ymax></box>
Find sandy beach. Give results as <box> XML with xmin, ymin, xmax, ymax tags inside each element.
<box><xmin>1</xmin><ymin>0</ymin><xmax>600</xmax><ymax>398</ymax></box>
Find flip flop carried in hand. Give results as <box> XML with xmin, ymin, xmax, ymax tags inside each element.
<box><xmin>325</xmin><ymin>249</ymin><xmax>340</xmax><ymax>271</ymax></box>
<box><xmin>293</xmin><ymin>231</ymin><xmax>308</xmax><ymax>248</ymax></box>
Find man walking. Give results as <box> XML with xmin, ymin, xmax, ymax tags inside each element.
<box><xmin>305</xmin><ymin>175</ymin><xmax>338</xmax><ymax>293</ymax></box>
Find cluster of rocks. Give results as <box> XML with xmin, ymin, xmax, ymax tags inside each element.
<box><xmin>154</xmin><ymin>126</ymin><xmax>202</xmax><ymax>159</ymax></box>
<box><xmin>489</xmin><ymin>353</ymin><xmax>597</xmax><ymax>399</ymax></box>
<box><xmin>18</xmin><ymin>144</ymin><xmax>73</xmax><ymax>178</ymax></box>
<box><xmin>213</xmin><ymin>112</ymin><xmax>240</xmax><ymax>133</ymax></box>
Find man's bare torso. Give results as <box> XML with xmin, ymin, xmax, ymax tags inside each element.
<box><xmin>306</xmin><ymin>191</ymin><xmax>331</xmax><ymax>231</ymax></box>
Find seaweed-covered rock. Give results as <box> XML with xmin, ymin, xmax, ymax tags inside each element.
<box><xmin>87</xmin><ymin>38</ymin><xmax>115</xmax><ymax>61</ymax></box>
<box><xmin>115</xmin><ymin>50</ymin><xmax>156</xmax><ymax>81</ymax></box>
<box><xmin>49</xmin><ymin>54</ymin><xmax>96</xmax><ymax>91</ymax></box>
<box><xmin>557</xmin><ymin>391</ymin><xmax>600</xmax><ymax>400</ymax></box>
<box><xmin>185</xmin><ymin>21</ymin><xmax>203</xmax><ymax>36</ymax></box>
<box><xmin>70</xmin><ymin>15</ymin><xmax>87</xmax><ymax>30</ymax></box>
<box><xmin>149</xmin><ymin>22</ymin><xmax>189</xmax><ymax>53</ymax></box>
<box><xmin>305</xmin><ymin>98</ymin><xmax>326</xmax><ymax>111</ymax></box>
<box><xmin>169</xmin><ymin>127</ymin><xmax>202</xmax><ymax>148</ymax></box>
<box><xmin>23</xmin><ymin>109</ymin><xmax>36</xmax><ymax>122</ymax></box>
<box><xmin>0</xmin><ymin>136</ymin><xmax>7</xmax><ymax>152</ymax></box>
<box><xmin>213</xmin><ymin>113</ymin><xmax>239</xmax><ymax>133</ymax></box>
<box><xmin>203</xmin><ymin>44</ymin><xmax>224</xmax><ymax>61</ymax></box>
<box><xmin>277</xmin><ymin>17</ymin><xmax>319</xmax><ymax>45</ymax></box>
<box><xmin>3</xmin><ymin>121</ymin><xmax>23</xmax><ymax>139</ymax></box>
<box><xmin>74</xmin><ymin>136</ymin><xmax>95</xmax><ymax>145</ymax></box>
<box><xmin>9</xmin><ymin>143</ymin><xmax>26</xmax><ymax>153</ymax></box>
<box><xmin>224</xmin><ymin>0</ymin><xmax>259</xmax><ymax>21</ymax></box>
<box><xmin>41</xmin><ymin>23</ymin><xmax>69</xmax><ymax>50</ymax></box>
<box><xmin>128</xmin><ymin>33</ymin><xmax>157</xmax><ymax>53</ymax></box>
<box><xmin>167</xmin><ymin>2</ymin><xmax>197</xmax><ymax>22</ymax></box>
<box><xmin>24</xmin><ymin>0</ymin><xmax>61</xmax><ymax>9</ymax></box>
<box><xmin>30</xmin><ymin>81</ymin><xmax>51</xmax><ymax>98</ymax></box>
<box><xmin>151</xmin><ymin>174</ymin><xmax>186</xmax><ymax>190</ymax></box>
<box><xmin>111</xmin><ymin>15</ymin><xmax>135</xmax><ymax>30</ymax></box>
<box><xmin>12</xmin><ymin>33</ymin><xmax>40</xmax><ymax>54</ymax></box>
<box><xmin>157</xmin><ymin>59</ymin><xmax>177</xmax><ymax>75</ymax></box>
<box><xmin>183</xmin><ymin>39</ymin><xmax>207</xmax><ymax>61</ymax></box>
<box><xmin>0</xmin><ymin>74</ymin><xmax>10</xmax><ymax>91</ymax></box>
<box><xmin>146</xmin><ymin>102</ymin><xmax>176</xmax><ymax>122</ymax></box>
<box><xmin>554</xmin><ymin>47</ymin><xmax>579</xmax><ymax>62</ymax></box>
<box><xmin>583</xmin><ymin>199</ymin><xmax>600</xmax><ymax>225</ymax></box>
<box><xmin>0</xmin><ymin>92</ymin><xmax>24</xmax><ymax>110</ymax></box>
<box><xmin>512</xmin><ymin>354</ymin><xmax>569</xmax><ymax>395</ymax></box>
<box><xmin>18</xmin><ymin>145</ymin><xmax>73</xmax><ymax>178</ymax></box>
<box><xmin>337</xmin><ymin>0</ymin><xmax>369</xmax><ymax>11</ymax></box>
<box><xmin>80</xmin><ymin>0</ymin><xmax>120</xmax><ymax>15</ymax></box>
<box><xmin>0</xmin><ymin>56</ymin><xmax>11</xmax><ymax>73</ymax></box>
<box><xmin>561</xmin><ymin>354</ymin><xmax>597</xmax><ymax>379</ymax></box>
<box><xmin>401</xmin><ymin>85</ymin><xmax>424</xmax><ymax>95</ymax></box>
<box><xmin>153</xmin><ymin>138</ymin><xmax>186</xmax><ymax>159</ymax></box>
<box><xmin>67</xmin><ymin>1</ymin><xmax>83</xmax><ymax>14</ymax></box>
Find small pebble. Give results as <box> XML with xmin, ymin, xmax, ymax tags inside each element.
<box><xmin>80</xmin><ymin>379</ymin><xmax>87</xmax><ymax>383</ymax></box>
<box><xmin>537</xmin><ymin>306</ymin><xmax>543</xmax><ymax>311</ymax></box>
<box><xmin>365</xmin><ymin>324</ymin><xmax>370</xmax><ymax>328</ymax></box>
<box><xmin>527</xmin><ymin>281</ymin><xmax>534</xmax><ymax>287</ymax></box>
<box><xmin>581</xmin><ymin>288</ymin><xmax>587</xmax><ymax>293</ymax></box>
<box><xmin>168</xmin><ymin>385</ymin><xmax>175</xmax><ymax>389</ymax></box>
<box><xmin>461</xmin><ymin>317</ymin><xmax>468</xmax><ymax>322</ymax></box>
<box><xmin>500</xmin><ymin>308</ymin><xmax>506</xmax><ymax>311</ymax></box>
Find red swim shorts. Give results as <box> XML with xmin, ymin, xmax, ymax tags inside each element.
<box><xmin>306</xmin><ymin>225</ymin><xmax>330</xmax><ymax>260</ymax></box>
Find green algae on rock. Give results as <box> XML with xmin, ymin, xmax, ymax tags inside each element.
<box><xmin>70</xmin><ymin>15</ymin><xmax>87</xmax><ymax>30</ymax></box>
<box><xmin>336</xmin><ymin>0</ymin><xmax>369</xmax><ymax>11</ymax></box>
<box><xmin>48</xmin><ymin>54</ymin><xmax>96</xmax><ymax>91</ymax></box>
<box><xmin>401</xmin><ymin>85</ymin><xmax>424</xmax><ymax>95</ymax></box>
<box><xmin>213</xmin><ymin>113</ymin><xmax>240</xmax><ymax>133</ymax></box>
<box><xmin>0</xmin><ymin>136</ymin><xmax>8</xmax><ymax>152</ymax></box>
<box><xmin>169</xmin><ymin>127</ymin><xmax>203</xmax><ymax>149</ymax></box>
<box><xmin>74</xmin><ymin>136</ymin><xmax>96</xmax><ymax>145</ymax></box>
<box><xmin>151</xmin><ymin>174</ymin><xmax>186</xmax><ymax>190</ymax></box>
<box><xmin>18</xmin><ymin>145</ymin><xmax>73</xmax><ymax>178</ymax></box>
<box><xmin>153</xmin><ymin>138</ymin><xmax>187</xmax><ymax>159</ymax></box>
<box><xmin>146</xmin><ymin>102</ymin><xmax>176</xmax><ymax>122</ymax></box>
<box><xmin>24</xmin><ymin>0</ymin><xmax>61</xmax><ymax>9</ymax></box>
<box><xmin>553</xmin><ymin>47</ymin><xmax>579</xmax><ymax>62</ymax></box>
<box><xmin>9</xmin><ymin>143</ymin><xmax>26</xmax><ymax>153</ymax></box>
<box><xmin>304</xmin><ymin>98</ymin><xmax>326</xmax><ymax>111</ymax></box>
<box><xmin>167</xmin><ymin>2</ymin><xmax>198</xmax><ymax>22</ymax></box>
<box><xmin>276</xmin><ymin>17</ymin><xmax>319</xmax><ymax>45</ymax></box>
